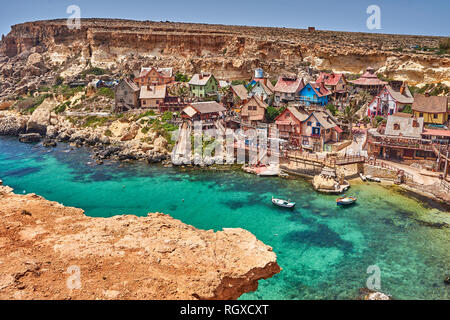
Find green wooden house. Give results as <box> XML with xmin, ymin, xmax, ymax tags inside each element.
<box><xmin>188</xmin><ymin>73</ymin><xmax>219</xmax><ymax>99</ymax></box>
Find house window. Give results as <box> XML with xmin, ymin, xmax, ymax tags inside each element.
<box><xmin>286</xmin><ymin>113</ymin><xmax>290</xmax><ymax>118</ymax></box>
<box><xmin>412</xmin><ymin>120</ymin><xmax>419</xmax><ymax>128</ymax></box>
<box><xmin>143</xmin><ymin>100</ymin><xmax>146</xmax><ymax>105</ymax></box>
<box><xmin>307</xmin><ymin>121</ymin><xmax>312</xmax><ymax>126</ymax></box>
<box><xmin>433</xmin><ymin>114</ymin><xmax>438</xmax><ymax>119</ymax></box>
<box><xmin>394</xmin><ymin>123</ymin><xmax>400</xmax><ymax>130</ymax></box>
<box><xmin>316</xmin><ymin>122</ymin><xmax>320</xmax><ymax>127</ymax></box>
<box><xmin>419</xmin><ymin>113</ymin><xmax>423</xmax><ymax>117</ymax></box>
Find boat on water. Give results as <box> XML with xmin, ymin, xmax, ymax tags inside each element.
<box><xmin>336</xmin><ymin>196</ymin><xmax>357</xmax><ymax>206</ymax></box>
<box><xmin>366</xmin><ymin>175</ymin><xmax>381</xmax><ymax>182</ymax></box>
<box><xmin>272</xmin><ymin>197</ymin><xmax>296</xmax><ymax>208</ymax></box>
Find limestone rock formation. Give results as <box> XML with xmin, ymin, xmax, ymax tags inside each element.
<box><xmin>26</xmin><ymin>97</ymin><xmax>58</xmax><ymax>135</ymax></box>
<box><xmin>0</xmin><ymin>186</ymin><xmax>280</xmax><ymax>300</ymax></box>
<box><xmin>0</xmin><ymin>19</ymin><xmax>448</xmax><ymax>102</ymax></box>
<box><xmin>0</xmin><ymin>112</ymin><xmax>28</xmax><ymax>135</ymax></box>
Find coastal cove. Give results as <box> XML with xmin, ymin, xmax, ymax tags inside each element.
<box><xmin>0</xmin><ymin>136</ymin><xmax>448</xmax><ymax>300</ymax></box>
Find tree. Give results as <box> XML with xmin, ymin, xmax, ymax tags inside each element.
<box><xmin>355</xmin><ymin>90</ymin><xmax>372</xmax><ymax>106</ymax></box>
<box><xmin>401</xmin><ymin>105</ymin><xmax>413</xmax><ymax>114</ymax></box>
<box><xmin>218</xmin><ymin>86</ymin><xmax>232</xmax><ymax>105</ymax></box>
<box><xmin>266</xmin><ymin>106</ymin><xmax>285</xmax><ymax>123</ymax></box>
<box><xmin>175</xmin><ymin>72</ymin><xmax>190</xmax><ymax>83</ymax></box>
<box><xmin>337</xmin><ymin>101</ymin><xmax>359</xmax><ymax>138</ymax></box>
<box><xmin>326</xmin><ymin>103</ymin><xmax>337</xmax><ymax>116</ymax></box>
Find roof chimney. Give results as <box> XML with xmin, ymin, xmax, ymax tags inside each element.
<box><xmin>400</xmin><ymin>83</ymin><xmax>405</xmax><ymax>95</ymax></box>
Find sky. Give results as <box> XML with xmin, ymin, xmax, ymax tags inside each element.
<box><xmin>0</xmin><ymin>0</ymin><xmax>449</xmax><ymax>37</ymax></box>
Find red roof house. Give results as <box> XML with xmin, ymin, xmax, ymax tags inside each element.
<box><xmin>273</xmin><ymin>76</ymin><xmax>305</xmax><ymax>106</ymax></box>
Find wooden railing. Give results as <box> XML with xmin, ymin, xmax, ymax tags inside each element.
<box><xmin>440</xmin><ymin>179</ymin><xmax>450</xmax><ymax>192</ymax></box>
<box><xmin>283</xmin><ymin>151</ymin><xmax>365</xmax><ymax>168</ymax></box>
<box><xmin>366</xmin><ymin>159</ymin><xmax>414</xmax><ymax>181</ymax></box>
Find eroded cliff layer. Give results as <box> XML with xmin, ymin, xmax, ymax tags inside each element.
<box><xmin>1</xmin><ymin>19</ymin><xmax>449</xmax><ymax>85</ymax></box>
<box><xmin>0</xmin><ymin>185</ymin><xmax>280</xmax><ymax>300</ymax></box>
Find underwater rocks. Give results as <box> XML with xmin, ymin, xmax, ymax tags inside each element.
<box><xmin>0</xmin><ymin>186</ymin><xmax>280</xmax><ymax>300</ymax></box>
<box><xmin>18</xmin><ymin>133</ymin><xmax>41</xmax><ymax>143</ymax></box>
<box><xmin>42</xmin><ymin>138</ymin><xmax>57</xmax><ymax>147</ymax></box>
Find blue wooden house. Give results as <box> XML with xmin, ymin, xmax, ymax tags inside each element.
<box><xmin>298</xmin><ymin>82</ymin><xmax>331</xmax><ymax>106</ymax></box>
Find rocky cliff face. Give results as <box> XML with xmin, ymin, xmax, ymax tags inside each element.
<box><xmin>0</xmin><ymin>19</ymin><xmax>448</xmax><ymax>92</ymax></box>
<box><xmin>0</xmin><ymin>185</ymin><xmax>280</xmax><ymax>300</ymax></box>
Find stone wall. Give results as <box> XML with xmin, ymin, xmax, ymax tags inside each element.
<box><xmin>363</xmin><ymin>164</ymin><xmax>398</xmax><ymax>180</ymax></box>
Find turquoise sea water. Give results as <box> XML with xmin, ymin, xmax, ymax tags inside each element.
<box><xmin>0</xmin><ymin>136</ymin><xmax>448</xmax><ymax>300</ymax></box>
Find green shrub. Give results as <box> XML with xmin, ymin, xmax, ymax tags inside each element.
<box><xmin>266</xmin><ymin>105</ymin><xmax>282</xmax><ymax>122</ymax></box>
<box><xmin>402</xmin><ymin>105</ymin><xmax>413</xmax><ymax>114</ymax></box>
<box><xmin>375</xmin><ymin>116</ymin><xmax>384</xmax><ymax>125</ymax></box>
<box><xmin>82</xmin><ymin>67</ymin><xmax>107</xmax><ymax>77</ymax></box>
<box><xmin>161</xmin><ymin>111</ymin><xmax>173</xmax><ymax>122</ymax></box>
<box><xmin>326</xmin><ymin>103</ymin><xmax>337</xmax><ymax>116</ymax></box>
<box><xmin>175</xmin><ymin>72</ymin><xmax>190</xmax><ymax>82</ymax></box>
<box><xmin>54</xmin><ymin>101</ymin><xmax>70</xmax><ymax>114</ymax></box>
<box><xmin>82</xmin><ymin>116</ymin><xmax>109</xmax><ymax>128</ymax></box>
<box><xmin>96</xmin><ymin>87</ymin><xmax>115</xmax><ymax>99</ymax></box>
<box><xmin>137</xmin><ymin>110</ymin><xmax>156</xmax><ymax>120</ymax></box>
<box><xmin>104</xmin><ymin>129</ymin><xmax>113</xmax><ymax>137</ymax></box>
<box><xmin>16</xmin><ymin>94</ymin><xmax>51</xmax><ymax>114</ymax></box>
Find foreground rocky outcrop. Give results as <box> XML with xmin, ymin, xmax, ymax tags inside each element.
<box><xmin>0</xmin><ymin>185</ymin><xmax>280</xmax><ymax>300</ymax></box>
<box><xmin>358</xmin><ymin>288</ymin><xmax>392</xmax><ymax>300</ymax></box>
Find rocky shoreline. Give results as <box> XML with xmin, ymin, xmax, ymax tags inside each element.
<box><xmin>0</xmin><ymin>107</ymin><xmax>171</xmax><ymax>165</ymax></box>
<box><xmin>0</xmin><ymin>184</ymin><xmax>281</xmax><ymax>300</ymax></box>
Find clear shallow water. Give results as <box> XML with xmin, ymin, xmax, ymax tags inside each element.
<box><xmin>0</xmin><ymin>137</ymin><xmax>448</xmax><ymax>300</ymax></box>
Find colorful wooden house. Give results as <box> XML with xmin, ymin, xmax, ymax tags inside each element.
<box><xmin>300</xmin><ymin>111</ymin><xmax>342</xmax><ymax>152</ymax></box>
<box><xmin>298</xmin><ymin>82</ymin><xmax>332</xmax><ymax>106</ymax></box>
<box><xmin>240</xmin><ymin>96</ymin><xmax>269</xmax><ymax>127</ymax></box>
<box><xmin>230</xmin><ymin>84</ymin><xmax>249</xmax><ymax>107</ymax></box>
<box><xmin>114</xmin><ymin>78</ymin><xmax>140</xmax><ymax>112</ymax></box>
<box><xmin>188</xmin><ymin>73</ymin><xmax>219</xmax><ymax>99</ymax></box>
<box><xmin>315</xmin><ymin>72</ymin><xmax>348</xmax><ymax>101</ymax></box>
<box><xmin>412</xmin><ymin>94</ymin><xmax>449</xmax><ymax>125</ymax></box>
<box><xmin>274</xmin><ymin>106</ymin><xmax>308</xmax><ymax>146</ymax></box>
<box><xmin>181</xmin><ymin>101</ymin><xmax>226</xmax><ymax>122</ymax></box>
<box><xmin>273</xmin><ymin>76</ymin><xmax>305</xmax><ymax>106</ymax></box>
<box><xmin>134</xmin><ymin>67</ymin><xmax>174</xmax><ymax>88</ymax></box>
<box><xmin>368</xmin><ymin>83</ymin><xmax>414</xmax><ymax>117</ymax></box>
<box><xmin>139</xmin><ymin>85</ymin><xmax>167</xmax><ymax>110</ymax></box>
<box><xmin>349</xmin><ymin>67</ymin><xmax>387</xmax><ymax>95</ymax></box>
<box><xmin>366</xmin><ymin>113</ymin><xmax>433</xmax><ymax>160</ymax></box>
<box><xmin>248</xmin><ymin>81</ymin><xmax>274</xmax><ymax>105</ymax></box>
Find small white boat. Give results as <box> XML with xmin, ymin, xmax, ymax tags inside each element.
<box><xmin>360</xmin><ymin>173</ymin><xmax>367</xmax><ymax>182</ymax></box>
<box><xmin>336</xmin><ymin>196</ymin><xmax>357</xmax><ymax>206</ymax></box>
<box><xmin>366</xmin><ymin>175</ymin><xmax>381</xmax><ymax>182</ymax></box>
<box><xmin>272</xmin><ymin>197</ymin><xmax>296</xmax><ymax>208</ymax></box>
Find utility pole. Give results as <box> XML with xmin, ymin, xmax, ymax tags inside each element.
<box><xmin>444</xmin><ymin>150</ymin><xmax>449</xmax><ymax>180</ymax></box>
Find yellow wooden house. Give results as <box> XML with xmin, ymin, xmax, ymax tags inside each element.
<box><xmin>412</xmin><ymin>94</ymin><xmax>449</xmax><ymax>125</ymax></box>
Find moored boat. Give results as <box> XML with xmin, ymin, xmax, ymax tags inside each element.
<box><xmin>336</xmin><ymin>196</ymin><xmax>357</xmax><ymax>206</ymax></box>
<box><xmin>272</xmin><ymin>197</ymin><xmax>296</xmax><ymax>208</ymax></box>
